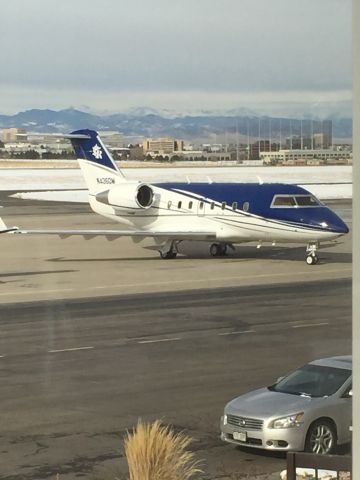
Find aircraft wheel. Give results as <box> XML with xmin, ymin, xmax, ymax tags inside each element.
<box><xmin>306</xmin><ymin>254</ymin><xmax>318</xmax><ymax>265</ymax></box>
<box><xmin>210</xmin><ymin>243</ymin><xmax>220</xmax><ymax>257</ymax></box>
<box><xmin>160</xmin><ymin>251</ymin><xmax>177</xmax><ymax>259</ymax></box>
<box><xmin>219</xmin><ymin>244</ymin><xmax>227</xmax><ymax>256</ymax></box>
<box><xmin>210</xmin><ymin>243</ymin><xmax>228</xmax><ymax>257</ymax></box>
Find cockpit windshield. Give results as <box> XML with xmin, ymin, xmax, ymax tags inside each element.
<box><xmin>271</xmin><ymin>195</ymin><xmax>321</xmax><ymax>208</ymax></box>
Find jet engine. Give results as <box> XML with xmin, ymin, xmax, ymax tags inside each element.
<box><xmin>96</xmin><ymin>183</ymin><xmax>155</xmax><ymax>210</ymax></box>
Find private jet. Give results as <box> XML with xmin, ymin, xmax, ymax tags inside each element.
<box><xmin>0</xmin><ymin>129</ymin><xmax>349</xmax><ymax>264</ymax></box>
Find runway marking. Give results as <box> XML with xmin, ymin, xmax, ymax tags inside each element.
<box><xmin>0</xmin><ymin>355</ymin><xmax>5</xmax><ymax>358</ymax></box>
<box><xmin>138</xmin><ymin>337</ymin><xmax>181</xmax><ymax>344</ymax></box>
<box><xmin>292</xmin><ymin>322</ymin><xmax>329</xmax><ymax>329</ymax></box>
<box><xmin>48</xmin><ymin>346</ymin><xmax>94</xmax><ymax>353</ymax></box>
<box><xmin>218</xmin><ymin>329</ymin><xmax>255</xmax><ymax>336</ymax></box>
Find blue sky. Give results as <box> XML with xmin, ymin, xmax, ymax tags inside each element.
<box><xmin>1</xmin><ymin>0</ymin><xmax>352</xmax><ymax>116</ymax></box>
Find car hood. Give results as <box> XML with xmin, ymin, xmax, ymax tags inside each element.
<box><xmin>226</xmin><ymin>387</ymin><xmax>321</xmax><ymax>419</ymax></box>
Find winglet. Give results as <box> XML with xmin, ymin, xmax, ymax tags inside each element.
<box><xmin>0</xmin><ymin>217</ymin><xmax>19</xmax><ymax>234</ymax></box>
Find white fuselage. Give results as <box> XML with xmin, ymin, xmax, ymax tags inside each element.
<box><xmin>88</xmin><ymin>184</ymin><xmax>341</xmax><ymax>245</ymax></box>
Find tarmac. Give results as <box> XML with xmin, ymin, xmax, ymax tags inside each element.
<box><xmin>0</xmin><ymin>195</ymin><xmax>352</xmax><ymax>480</ymax></box>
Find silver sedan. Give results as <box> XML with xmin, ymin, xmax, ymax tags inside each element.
<box><xmin>220</xmin><ymin>356</ymin><xmax>352</xmax><ymax>454</ymax></box>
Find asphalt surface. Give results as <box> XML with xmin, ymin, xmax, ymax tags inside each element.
<box><xmin>0</xmin><ymin>196</ymin><xmax>352</xmax><ymax>480</ymax></box>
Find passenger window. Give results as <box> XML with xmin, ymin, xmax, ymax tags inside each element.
<box><xmin>178</xmin><ymin>201</ymin><xmax>182</xmax><ymax>209</ymax></box>
<box><xmin>199</xmin><ymin>201</ymin><xmax>204</xmax><ymax>209</ymax></box>
<box><xmin>189</xmin><ymin>201</ymin><xmax>193</xmax><ymax>209</ymax></box>
<box><xmin>221</xmin><ymin>202</ymin><xmax>226</xmax><ymax>210</ymax></box>
<box><xmin>272</xmin><ymin>196</ymin><xmax>296</xmax><ymax>207</ymax></box>
<box><xmin>210</xmin><ymin>202</ymin><xmax>215</xmax><ymax>210</ymax></box>
<box><xmin>232</xmin><ymin>202</ymin><xmax>237</xmax><ymax>211</ymax></box>
<box><xmin>243</xmin><ymin>202</ymin><xmax>249</xmax><ymax>212</ymax></box>
<box><xmin>167</xmin><ymin>200</ymin><xmax>172</xmax><ymax>209</ymax></box>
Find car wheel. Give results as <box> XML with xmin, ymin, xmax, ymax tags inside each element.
<box><xmin>305</xmin><ymin>419</ymin><xmax>337</xmax><ymax>455</ymax></box>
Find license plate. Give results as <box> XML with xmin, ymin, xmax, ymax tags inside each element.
<box><xmin>233</xmin><ymin>431</ymin><xmax>247</xmax><ymax>442</ymax></box>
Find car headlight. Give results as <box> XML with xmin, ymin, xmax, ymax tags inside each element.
<box><xmin>223</xmin><ymin>414</ymin><xmax>228</xmax><ymax>425</ymax></box>
<box><xmin>269</xmin><ymin>412</ymin><xmax>304</xmax><ymax>429</ymax></box>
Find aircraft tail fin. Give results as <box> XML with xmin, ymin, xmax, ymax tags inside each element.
<box><xmin>69</xmin><ymin>129</ymin><xmax>125</xmax><ymax>194</ymax></box>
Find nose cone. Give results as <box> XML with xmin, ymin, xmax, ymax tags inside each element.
<box><xmin>333</xmin><ymin>218</ymin><xmax>349</xmax><ymax>234</ymax></box>
<box><xmin>320</xmin><ymin>209</ymin><xmax>349</xmax><ymax>235</ymax></box>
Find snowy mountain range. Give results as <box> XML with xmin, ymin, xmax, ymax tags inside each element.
<box><xmin>0</xmin><ymin>108</ymin><xmax>352</xmax><ymax>141</ymax></box>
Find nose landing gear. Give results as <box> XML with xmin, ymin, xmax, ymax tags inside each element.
<box><xmin>306</xmin><ymin>242</ymin><xmax>319</xmax><ymax>265</ymax></box>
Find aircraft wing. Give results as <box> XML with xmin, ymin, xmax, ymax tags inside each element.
<box><xmin>0</xmin><ymin>219</ymin><xmax>216</xmax><ymax>240</ymax></box>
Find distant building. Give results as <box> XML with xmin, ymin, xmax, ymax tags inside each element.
<box><xmin>202</xmin><ymin>143</ymin><xmax>224</xmax><ymax>153</ymax></box>
<box><xmin>143</xmin><ymin>138</ymin><xmax>184</xmax><ymax>155</ymax></box>
<box><xmin>202</xmin><ymin>152</ymin><xmax>231</xmax><ymax>161</ymax></box>
<box><xmin>260</xmin><ymin>149</ymin><xmax>352</xmax><ymax>165</ymax></box>
<box><xmin>26</xmin><ymin>135</ymin><xmax>74</xmax><ymax>154</ymax></box>
<box><xmin>284</xmin><ymin>120</ymin><xmax>332</xmax><ymax>150</ymax></box>
<box><xmin>285</xmin><ymin>135</ymin><xmax>312</xmax><ymax>150</ymax></box>
<box><xmin>3</xmin><ymin>143</ymin><xmax>35</xmax><ymax>153</ymax></box>
<box><xmin>250</xmin><ymin>140</ymin><xmax>278</xmax><ymax>160</ymax></box>
<box><xmin>313</xmin><ymin>133</ymin><xmax>331</xmax><ymax>149</ymax></box>
<box><xmin>172</xmin><ymin>151</ymin><xmax>231</xmax><ymax>161</ymax></box>
<box><xmin>2</xmin><ymin>128</ymin><xmax>27</xmax><ymax>143</ymax></box>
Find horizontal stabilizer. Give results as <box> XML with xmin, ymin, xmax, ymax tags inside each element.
<box><xmin>18</xmin><ymin>133</ymin><xmax>91</xmax><ymax>140</ymax></box>
<box><xmin>0</xmin><ymin>218</ymin><xmax>18</xmax><ymax>234</ymax></box>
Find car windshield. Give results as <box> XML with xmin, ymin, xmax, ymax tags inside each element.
<box><xmin>268</xmin><ymin>364</ymin><xmax>351</xmax><ymax>397</ymax></box>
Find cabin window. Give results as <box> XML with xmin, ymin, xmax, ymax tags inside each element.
<box><xmin>199</xmin><ymin>201</ymin><xmax>204</xmax><ymax>210</ymax></box>
<box><xmin>221</xmin><ymin>202</ymin><xmax>226</xmax><ymax>210</ymax></box>
<box><xmin>188</xmin><ymin>201</ymin><xmax>193</xmax><ymax>209</ymax></box>
<box><xmin>243</xmin><ymin>202</ymin><xmax>249</xmax><ymax>212</ymax></box>
<box><xmin>167</xmin><ymin>200</ymin><xmax>172</xmax><ymax>209</ymax></box>
<box><xmin>178</xmin><ymin>201</ymin><xmax>182</xmax><ymax>209</ymax></box>
<box><xmin>210</xmin><ymin>202</ymin><xmax>215</xmax><ymax>210</ymax></box>
<box><xmin>232</xmin><ymin>202</ymin><xmax>237</xmax><ymax>211</ymax></box>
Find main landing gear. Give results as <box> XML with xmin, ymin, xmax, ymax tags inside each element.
<box><xmin>306</xmin><ymin>242</ymin><xmax>319</xmax><ymax>265</ymax></box>
<box><xmin>159</xmin><ymin>240</ymin><xmax>179</xmax><ymax>259</ymax></box>
<box><xmin>209</xmin><ymin>243</ymin><xmax>234</xmax><ymax>257</ymax></box>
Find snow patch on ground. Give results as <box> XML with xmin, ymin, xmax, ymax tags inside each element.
<box><xmin>2</xmin><ymin>166</ymin><xmax>352</xmax><ymax>201</ymax></box>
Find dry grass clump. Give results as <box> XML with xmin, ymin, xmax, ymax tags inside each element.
<box><xmin>124</xmin><ymin>419</ymin><xmax>202</xmax><ymax>480</ymax></box>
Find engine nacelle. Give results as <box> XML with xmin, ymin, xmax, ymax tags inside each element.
<box><xmin>96</xmin><ymin>182</ymin><xmax>155</xmax><ymax>210</ymax></box>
